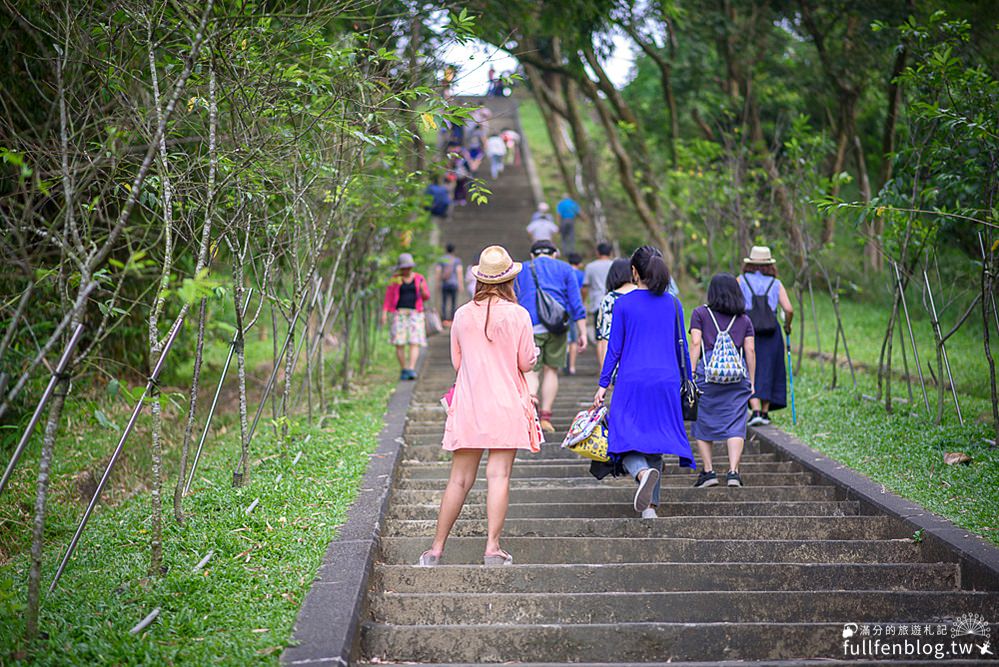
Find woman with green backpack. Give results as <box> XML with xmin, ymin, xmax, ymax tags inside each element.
<box><xmin>688</xmin><ymin>273</ymin><xmax>757</xmax><ymax>488</ymax></box>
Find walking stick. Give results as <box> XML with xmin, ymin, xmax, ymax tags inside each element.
<box><xmin>784</xmin><ymin>324</ymin><xmax>797</xmax><ymax>425</ymax></box>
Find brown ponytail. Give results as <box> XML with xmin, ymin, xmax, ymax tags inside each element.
<box><xmin>473</xmin><ymin>279</ymin><xmax>517</xmax><ymax>341</ymax></box>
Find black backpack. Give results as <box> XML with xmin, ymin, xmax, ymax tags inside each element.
<box><xmin>530</xmin><ymin>260</ymin><xmax>569</xmax><ymax>334</ymax></box>
<box><xmin>745</xmin><ymin>276</ymin><xmax>778</xmax><ymax>335</ymax></box>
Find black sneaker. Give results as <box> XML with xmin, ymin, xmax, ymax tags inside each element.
<box><xmin>760</xmin><ymin>412</ymin><xmax>771</xmax><ymax>425</ymax></box>
<box><xmin>727</xmin><ymin>470</ymin><xmax>744</xmax><ymax>487</ymax></box>
<box><xmin>693</xmin><ymin>470</ymin><xmax>718</xmax><ymax>488</ymax></box>
<box><xmin>747</xmin><ymin>411</ymin><xmax>765</xmax><ymax>426</ymax></box>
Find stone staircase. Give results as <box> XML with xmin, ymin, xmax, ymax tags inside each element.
<box><xmin>357</xmin><ymin>97</ymin><xmax>998</xmax><ymax>664</ymax></box>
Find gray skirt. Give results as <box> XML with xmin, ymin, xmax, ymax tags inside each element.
<box><xmin>692</xmin><ymin>358</ymin><xmax>753</xmax><ymax>441</ymax></box>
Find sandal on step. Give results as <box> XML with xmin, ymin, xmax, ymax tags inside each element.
<box><xmin>418</xmin><ymin>551</ymin><xmax>440</xmax><ymax>567</ymax></box>
<box><xmin>483</xmin><ymin>550</ymin><xmax>513</xmax><ymax>566</ymax></box>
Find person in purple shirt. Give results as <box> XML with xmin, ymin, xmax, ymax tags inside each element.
<box><xmin>592</xmin><ymin>246</ymin><xmax>695</xmax><ymax>519</ymax></box>
<box><xmin>688</xmin><ymin>273</ymin><xmax>757</xmax><ymax>489</ymax></box>
<box><xmin>515</xmin><ymin>240</ymin><xmax>587</xmax><ymax>432</ymax></box>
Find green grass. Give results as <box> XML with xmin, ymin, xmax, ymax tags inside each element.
<box><xmin>0</xmin><ymin>337</ymin><xmax>397</xmax><ymax>664</ymax></box>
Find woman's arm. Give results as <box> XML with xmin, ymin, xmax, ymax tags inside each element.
<box><xmin>688</xmin><ymin>328</ymin><xmax>703</xmax><ymax>372</ymax></box>
<box><xmin>778</xmin><ymin>282</ymin><xmax>794</xmax><ymax>333</ymax></box>
<box><xmin>744</xmin><ymin>335</ymin><xmax>757</xmax><ymax>393</ymax></box>
<box><xmin>516</xmin><ymin>310</ymin><xmax>538</xmax><ymax>372</ymax></box>
<box><xmin>450</xmin><ymin>316</ymin><xmax>462</xmax><ymax>371</ymax></box>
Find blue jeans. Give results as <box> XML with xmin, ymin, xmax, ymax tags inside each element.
<box><xmin>621</xmin><ymin>453</ymin><xmax>663</xmax><ymax>507</ymax></box>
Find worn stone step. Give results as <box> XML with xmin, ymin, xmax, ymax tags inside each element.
<box><xmin>378</xmin><ymin>536</ymin><xmax>926</xmax><ymax>565</ymax></box>
<box><xmin>370</xmin><ymin>590</ymin><xmax>999</xmax><ymax>625</ymax></box>
<box><xmin>402</xmin><ymin>452</ymin><xmax>780</xmax><ymax>467</ymax></box>
<box><xmin>361</xmin><ymin>621</ymin><xmax>997</xmax><ymax>663</ymax></box>
<box><xmin>395</xmin><ymin>472</ymin><xmax>818</xmax><ymax>490</ymax></box>
<box><xmin>383</xmin><ymin>516</ymin><xmax>903</xmax><ymax>540</ymax></box>
<box><xmin>390</xmin><ymin>485</ymin><xmax>839</xmax><ymax>505</ymax></box>
<box><xmin>387</xmin><ymin>501</ymin><xmax>860</xmax><ymax>520</ymax></box>
<box><xmin>399</xmin><ymin>443</ymin><xmax>771</xmax><ymax>460</ymax></box>
<box><xmin>359</xmin><ymin>661</ymin><xmax>992</xmax><ymax>667</ymax></box>
<box><xmin>374</xmin><ymin>561</ymin><xmax>960</xmax><ymax>594</ymax></box>
<box><xmin>401</xmin><ymin>461</ymin><xmax>798</xmax><ymax>479</ymax></box>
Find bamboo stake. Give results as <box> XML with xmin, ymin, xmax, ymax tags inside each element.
<box><xmin>0</xmin><ymin>323</ymin><xmax>84</xmax><ymax>496</ymax></box>
<box><xmin>129</xmin><ymin>608</ymin><xmax>160</xmax><ymax>635</ymax></box>
<box><xmin>50</xmin><ymin>318</ymin><xmax>185</xmax><ymax>592</ymax></box>
<box><xmin>923</xmin><ymin>271</ymin><xmax>964</xmax><ymax>425</ymax></box>
<box><xmin>894</xmin><ymin>262</ymin><xmax>930</xmax><ymax>415</ymax></box>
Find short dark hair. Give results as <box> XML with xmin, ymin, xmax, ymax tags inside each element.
<box><xmin>446</xmin><ymin>243</ymin><xmax>456</xmax><ymax>253</ymax></box>
<box><xmin>567</xmin><ymin>252</ymin><xmax>583</xmax><ymax>266</ymax></box>
<box><xmin>707</xmin><ymin>273</ymin><xmax>745</xmax><ymax>316</ymax></box>
<box><xmin>742</xmin><ymin>262</ymin><xmax>778</xmax><ymax>277</ymax></box>
<box><xmin>605</xmin><ymin>257</ymin><xmax>633</xmax><ymax>293</ymax></box>
<box><xmin>596</xmin><ymin>242</ymin><xmax>613</xmax><ymax>257</ymax></box>
<box><xmin>630</xmin><ymin>246</ymin><xmax>671</xmax><ymax>296</ymax></box>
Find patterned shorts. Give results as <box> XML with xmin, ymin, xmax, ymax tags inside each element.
<box><xmin>390</xmin><ymin>309</ymin><xmax>427</xmax><ymax>347</ymax></box>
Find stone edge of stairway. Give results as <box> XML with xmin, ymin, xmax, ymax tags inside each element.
<box><xmin>280</xmin><ymin>356</ymin><xmax>423</xmax><ymax>667</ymax></box>
<box><xmin>749</xmin><ymin>424</ymin><xmax>999</xmax><ymax>592</ymax></box>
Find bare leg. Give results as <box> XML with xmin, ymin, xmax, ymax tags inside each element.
<box><xmin>484</xmin><ymin>449</ymin><xmax>516</xmax><ymax>556</ymax></box>
<box><xmin>427</xmin><ymin>449</ymin><xmax>484</xmax><ymax>556</ymax></box>
<box><xmin>540</xmin><ymin>365</ymin><xmax>559</xmax><ymax>414</ymax></box>
<box><xmin>568</xmin><ymin>343</ymin><xmax>578</xmax><ymax>374</ymax></box>
<box><xmin>726</xmin><ymin>436</ymin><xmax>744</xmax><ymax>472</ymax></box>
<box><xmin>696</xmin><ymin>439</ymin><xmax>714</xmax><ymax>472</ymax></box>
<box><xmin>749</xmin><ymin>397</ymin><xmax>762</xmax><ymax>412</ymax></box>
<box><xmin>761</xmin><ymin>400</ymin><xmax>770</xmax><ymax>413</ymax></box>
<box><xmin>395</xmin><ymin>345</ymin><xmax>406</xmax><ymax>369</ymax></box>
<box><xmin>408</xmin><ymin>344</ymin><xmax>421</xmax><ymax>370</ymax></box>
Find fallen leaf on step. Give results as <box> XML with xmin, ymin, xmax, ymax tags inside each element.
<box><xmin>943</xmin><ymin>452</ymin><xmax>972</xmax><ymax>465</ymax></box>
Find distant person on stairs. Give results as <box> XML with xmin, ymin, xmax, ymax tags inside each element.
<box><xmin>737</xmin><ymin>246</ymin><xmax>793</xmax><ymax>426</ymax></box>
<box><xmin>592</xmin><ymin>246</ymin><xmax>696</xmax><ymax>519</ymax></box>
<box><xmin>515</xmin><ymin>240</ymin><xmax>587</xmax><ymax>432</ymax></box>
<box><xmin>424</xmin><ymin>176</ymin><xmax>451</xmax><ymax>222</ymax></box>
<box><xmin>418</xmin><ymin>246</ymin><xmax>540</xmax><ymax>567</ymax></box>
<box><xmin>526</xmin><ymin>203</ymin><xmax>558</xmax><ymax>243</ymax></box>
<box><xmin>381</xmin><ymin>253</ymin><xmax>430</xmax><ymax>381</ymax></box>
<box><xmin>688</xmin><ymin>273</ymin><xmax>756</xmax><ymax>489</ymax></box>
<box><xmin>556</xmin><ymin>195</ymin><xmax>581</xmax><ymax>254</ymax></box>
<box><xmin>486</xmin><ymin>133</ymin><xmax>507</xmax><ymax>179</ymax></box>
<box><xmin>500</xmin><ymin>127</ymin><xmax>521</xmax><ymax>166</ymax></box>
<box><xmin>435</xmin><ymin>244</ymin><xmax>464</xmax><ymax>325</ymax></box>
<box><xmin>584</xmin><ymin>242</ymin><xmax>615</xmax><ymax>343</ymax></box>
<box><xmin>565</xmin><ymin>253</ymin><xmax>586</xmax><ymax>375</ymax></box>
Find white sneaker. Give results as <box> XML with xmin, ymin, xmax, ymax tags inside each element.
<box><xmin>641</xmin><ymin>507</ymin><xmax>657</xmax><ymax>519</ymax></box>
<box><xmin>633</xmin><ymin>468</ymin><xmax>660</xmax><ymax>512</ymax></box>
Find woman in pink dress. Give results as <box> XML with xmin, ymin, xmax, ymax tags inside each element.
<box><xmin>419</xmin><ymin>246</ymin><xmax>540</xmax><ymax>567</ymax></box>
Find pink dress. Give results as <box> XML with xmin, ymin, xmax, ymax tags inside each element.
<box><xmin>442</xmin><ymin>298</ymin><xmax>540</xmax><ymax>451</ymax></box>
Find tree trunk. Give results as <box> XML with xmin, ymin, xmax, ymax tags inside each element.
<box><xmin>25</xmin><ymin>382</ymin><xmax>67</xmax><ymax>640</ymax></box>
<box><xmin>561</xmin><ymin>77</ymin><xmax>609</xmax><ymax>244</ymax></box>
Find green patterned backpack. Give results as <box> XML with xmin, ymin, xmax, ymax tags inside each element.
<box><xmin>704</xmin><ymin>308</ymin><xmax>747</xmax><ymax>384</ymax></box>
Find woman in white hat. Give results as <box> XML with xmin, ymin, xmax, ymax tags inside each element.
<box><xmin>419</xmin><ymin>245</ymin><xmax>540</xmax><ymax>567</ymax></box>
<box><xmin>738</xmin><ymin>246</ymin><xmax>794</xmax><ymax>426</ymax></box>
<box><xmin>381</xmin><ymin>253</ymin><xmax>431</xmax><ymax>380</ymax></box>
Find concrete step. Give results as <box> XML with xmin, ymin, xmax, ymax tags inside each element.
<box><xmin>394</xmin><ymin>472</ymin><xmax>819</xmax><ymax>490</ymax></box>
<box><xmin>387</xmin><ymin>501</ymin><xmax>861</xmax><ymax>520</ymax></box>
<box><xmin>359</xmin><ymin>661</ymin><xmax>994</xmax><ymax>667</ymax></box>
<box><xmin>383</xmin><ymin>516</ymin><xmax>904</xmax><ymax>540</ymax></box>
<box><xmin>378</xmin><ymin>536</ymin><xmax>926</xmax><ymax>565</ymax></box>
<box><xmin>374</xmin><ymin>561</ymin><xmax>960</xmax><ymax>593</ymax></box>
<box><xmin>370</xmin><ymin>590</ymin><xmax>999</xmax><ymax>625</ymax></box>
<box><xmin>399</xmin><ymin>442</ymin><xmax>771</xmax><ymax>458</ymax></box>
<box><xmin>360</xmin><ymin>621</ymin><xmax>998</xmax><ymax>663</ymax></box>
<box><xmin>390</xmin><ymin>485</ymin><xmax>840</xmax><ymax>505</ymax></box>
<box><xmin>400</xmin><ymin>461</ymin><xmax>799</xmax><ymax>478</ymax></box>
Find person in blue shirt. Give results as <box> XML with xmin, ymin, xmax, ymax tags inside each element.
<box><xmin>556</xmin><ymin>195</ymin><xmax>581</xmax><ymax>254</ymax></box>
<box><xmin>425</xmin><ymin>176</ymin><xmax>451</xmax><ymax>220</ymax></box>
<box><xmin>515</xmin><ymin>240</ymin><xmax>587</xmax><ymax>432</ymax></box>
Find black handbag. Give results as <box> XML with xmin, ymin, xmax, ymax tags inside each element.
<box><xmin>530</xmin><ymin>260</ymin><xmax>569</xmax><ymax>335</ymax></box>
<box><xmin>673</xmin><ymin>296</ymin><xmax>700</xmax><ymax>421</ymax></box>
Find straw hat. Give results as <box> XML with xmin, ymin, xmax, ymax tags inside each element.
<box><xmin>396</xmin><ymin>253</ymin><xmax>416</xmax><ymax>270</ymax></box>
<box><xmin>472</xmin><ymin>245</ymin><xmax>522</xmax><ymax>284</ymax></box>
<box><xmin>743</xmin><ymin>245</ymin><xmax>776</xmax><ymax>265</ymax></box>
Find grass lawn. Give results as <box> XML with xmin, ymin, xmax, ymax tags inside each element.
<box><xmin>0</xmin><ymin>333</ymin><xmax>397</xmax><ymax>664</ymax></box>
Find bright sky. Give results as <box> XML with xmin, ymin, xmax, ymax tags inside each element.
<box><xmin>440</xmin><ymin>37</ymin><xmax>637</xmax><ymax>96</ymax></box>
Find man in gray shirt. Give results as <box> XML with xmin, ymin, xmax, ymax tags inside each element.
<box><xmin>582</xmin><ymin>242</ymin><xmax>615</xmax><ymax>337</ymax></box>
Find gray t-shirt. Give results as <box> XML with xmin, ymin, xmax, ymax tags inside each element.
<box><xmin>583</xmin><ymin>258</ymin><xmax>613</xmax><ymax>313</ymax></box>
<box><xmin>527</xmin><ymin>217</ymin><xmax>559</xmax><ymax>241</ymax></box>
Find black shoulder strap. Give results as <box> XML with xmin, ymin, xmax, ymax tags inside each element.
<box><xmin>764</xmin><ymin>277</ymin><xmax>776</xmax><ymax>295</ymax></box>
<box><xmin>744</xmin><ymin>274</ymin><xmax>760</xmax><ymax>296</ymax></box>
<box><xmin>673</xmin><ymin>296</ymin><xmax>688</xmax><ymax>378</ymax></box>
